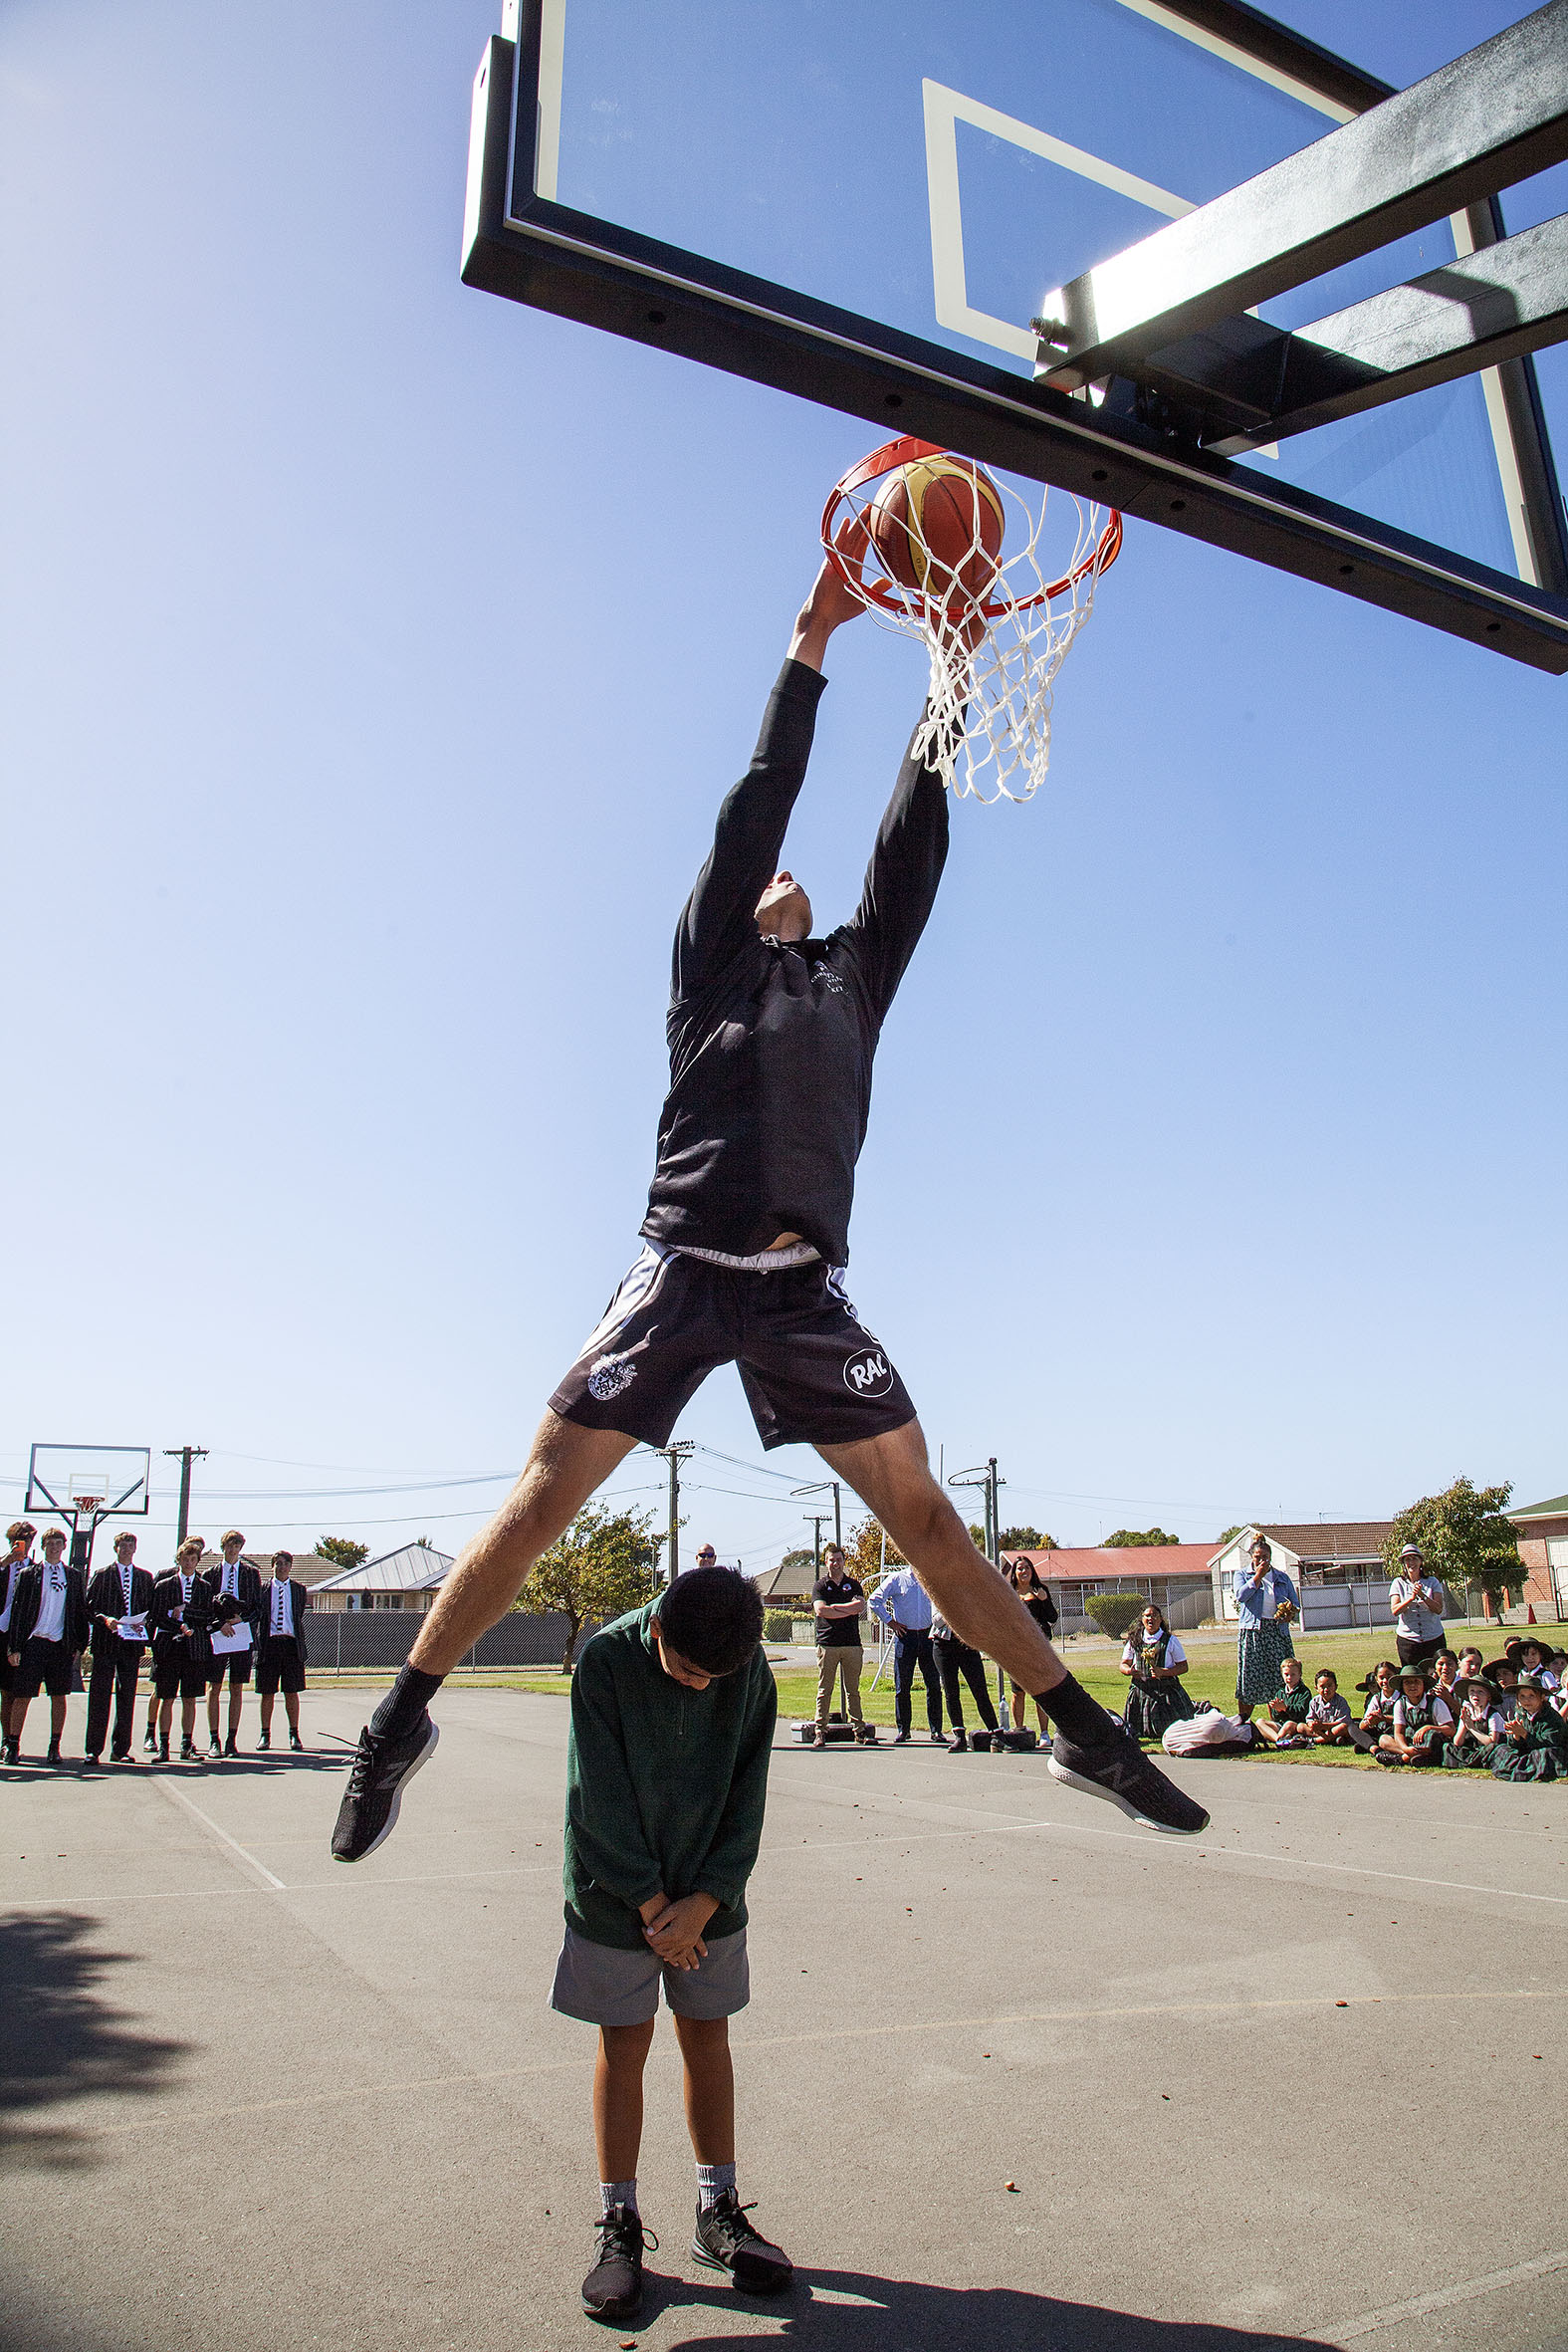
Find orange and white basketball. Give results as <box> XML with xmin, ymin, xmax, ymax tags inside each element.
<box><xmin>866</xmin><ymin>453</ymin><xmax>1005</xmax><ymax>609</ymax></box>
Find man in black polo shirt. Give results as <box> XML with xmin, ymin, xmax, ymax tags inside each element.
<box><xmin>810</xmin><ymin>1542</ymin><xmax>874</xmax><ymax>1750</ymax></box>
<box><xmin>336</xmin><ymin>556</ymin><xmax>1207</xmax><ymax>1862</ymax></box>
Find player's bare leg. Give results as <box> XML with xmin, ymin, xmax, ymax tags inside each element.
<box><xmin>409</xmin><ymin>1413</ymin><xmax>636</xmax><ymax>1675</ymax></box>
<box><xmin>332</xmin><ymin>1413</ymin><xmax>635</xmax><ymax>1862</ymax></box>
<box><xmin>818</xmin><ymin>1418</ymin><xmax>1209</xmax><ymax>1835</ymax></box>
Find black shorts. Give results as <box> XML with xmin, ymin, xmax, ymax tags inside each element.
<box><xmin>550</xmin><ymin>1244</ymin><xmax>917</xmax><ymax>1452</ymax></box>
<box><xmin>14</xmin><ymin>1637</ymin><xmax>74</xmax><ymax>1699</ymax></box>
<box><xmin>255</xmin><ymin>1637</ymin><xmax>305</xmax><ymax>1696</ymax></box>
<box><xmin>153</xmin><ymin>1650</ymin><xmax>210</xmax><ymax>1701</ymax></box>
<box><xmin>207</xmin><ymin>1650</ymin><xmax>253</xmax><ymax>1689</ymax></box>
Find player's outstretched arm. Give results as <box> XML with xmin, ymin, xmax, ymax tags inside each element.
<box><xmin>787</xmin><ymin>551</ymin><xmax>865</xmax><ymax>673</ymax></box>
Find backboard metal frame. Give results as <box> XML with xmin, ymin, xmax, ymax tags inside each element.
<box><xmin>460</xmin><ymin>0</ymin><xmax>1568</xmax><ymax>673</ymax></box>
<box><xmin>25</xmin><ymin>1443</ymin><xmax>152</xmax><ymax>1524</ymax></box>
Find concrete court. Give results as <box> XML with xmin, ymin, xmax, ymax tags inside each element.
<box><xmin>2</xmin><ymin>1689</ymin><xmax>1565</xmax><ymax>2352</ymax></box>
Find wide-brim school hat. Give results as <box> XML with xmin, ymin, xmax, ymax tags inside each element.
<box><xmin>1397</xmin><ymin>1663</ymin><xmax>1429</xmax><ymax>1685</ymax></box>
<box><xmin>1454</xmin><ymin>1676</ymin><xmax>1495</xmax><ymax>1700</ymax></box>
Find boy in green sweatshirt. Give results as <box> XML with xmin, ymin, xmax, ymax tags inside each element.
<box><xmin>554</xmin><ymin>1564</ymin><xmax>786</xmax><ymax>2325</ymax></box>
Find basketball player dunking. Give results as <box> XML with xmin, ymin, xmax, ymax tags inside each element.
<box><xmin>333</xmin><ymin>556</ymin><xmax>1207</xmax><ymax>1859</ymax></box>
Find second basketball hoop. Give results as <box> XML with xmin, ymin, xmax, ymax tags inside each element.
<box><xmin>822</xmin><ymin>436</ymin><xmax>1121</xmax><ymax>803</ymax></box>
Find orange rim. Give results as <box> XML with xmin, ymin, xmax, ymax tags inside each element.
<box><xmin>821</xmin><ymin>435</ymin><xmax>1121</xmax><ymax>618</ymax></box>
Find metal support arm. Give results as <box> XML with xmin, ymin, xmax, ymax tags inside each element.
<box><xmin>1036</xmin><ymin>0</ymin><xmax>1568</xmax><ymax>390</ymax></box>
<box><xmin>1122</xmin><ymin>210</ymin><xmax>1568</xmax><ymax>453</ymax></box>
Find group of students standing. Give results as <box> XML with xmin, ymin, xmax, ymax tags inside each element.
<box><xmin>0</xmin><ymin>1520</ymin><xmax>310</xmax><ymax>1765</ymax></box>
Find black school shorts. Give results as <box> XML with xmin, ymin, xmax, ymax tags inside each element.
<box><xmin>550</xmin><ymin>1244</ymin><xmax>917</xmax><ymax>1452</ymax></box>
<box><xmin>14</xmin><ymin>1637</ymin><xmax>73</xmax><ymax>1699</ymax></box>
<box><xmin>255</xmin><ymin>1637</ymin><xmax>305</xmax><ymax>1696</ymax></box>
<box><xmin>153</xmin><ymin>1651</ymin><xmax>210</xmax><ymax>1701</ymax></box>
<box><xmin>207</xmin><ymin>1651</ymin><xmax>252</xmax><ymax>1689</ymax></box>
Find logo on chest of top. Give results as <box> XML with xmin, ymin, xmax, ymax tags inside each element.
<box><xmin>842</xmin><ymin>1346</ymin><xmax>893</xmax><ymax>1398</ymax></box>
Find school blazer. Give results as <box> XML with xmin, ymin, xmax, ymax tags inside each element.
<box><xmin>86</xmin><ymin>1564</ymin><xmax>157</xmax><ymax>1658</ymax></box>
<box><xmin>261</xmin><ymin>1578</ymin><xmax>310</xmax><ymax>1666</ymax></box>
<box><xmin>201</xmin><ymin>1558</ymin><xmax>263</xmax><ymax>1635</ymax></box>
<box><xmin>150</xmin><ymin>1572</ymin><xmax>213</xmax><ymax>1664</ymax></box>
<box><xmin>8</xmin><ymin>1562</ymin><xmax>91</xmax><ymax>1655</ymax></box>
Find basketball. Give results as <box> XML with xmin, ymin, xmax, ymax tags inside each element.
<box><xmin>866</xmin><ymin>452</ymin><xmax>1005</xmax><ymax>610</ymax></box>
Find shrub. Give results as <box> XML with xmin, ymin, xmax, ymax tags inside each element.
<box><xmin>1083</xmin><ymin>1592</ymin><xmax>1145</xmax><ymax>1642</ymax></box>
<box><xmin>763</xmin><ymin>1611</ymin><xmax>795</xmax><ymax>1642</ymax></box>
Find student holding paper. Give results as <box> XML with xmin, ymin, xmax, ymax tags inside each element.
<box><xmin>85</xmin><ymin>1530</ymin><xmax>155</xmax><ymax>1764</ymax></box>
<box><xmin>203</xmin><ymin>1529</ymin><xmax>263</xmax><ymax>1758</ymax></box>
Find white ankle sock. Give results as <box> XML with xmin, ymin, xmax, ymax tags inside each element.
<box><xmin>696</xmin><ymin>2161</ymin><xmax>736</xmax><ymax>2211</ymax></box>
<box><xmin>599</xmin><ymin>2179</ymin><xmax>637</xmax><ymax>2218</ymax></box>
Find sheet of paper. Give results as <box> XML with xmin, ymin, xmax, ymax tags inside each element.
<box><xmin>210</xmin><ymin>1623</ymin><xmax>252</xmax><ymax>1655</ymax></box>
<box><xmin>117</xmin><ymin>1613</ymin><xmax>149</xmax><ymax>1642</ymax></box>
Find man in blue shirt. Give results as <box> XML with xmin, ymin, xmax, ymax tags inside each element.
<box><xmin>869</xmin><ymin>1563</ymin><xmax>945</xmax><ymax>1746</ymax></box>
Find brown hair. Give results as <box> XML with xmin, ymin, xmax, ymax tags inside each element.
<box><xmin>112</xmin><ymin>1529</ymin><xmax>137</xmax><ymax>1549</ymax></box>
<box><xmin>272</xmin><ymin>1549</ymin><xmax>294</xmax><ymax>1569</ymax></box>
<box><xmin>40</xmin><ymin>1526</ymin><xmax>68</xmax><ymax>1549</ymax></box>
<box><xmin>221</xmin><ymin>1529</ymin><xmax>246</xmax><ymax>1549</ymax></box>
<box><xmin>6</xmin><ymin>1521</ymin><xmax>36</xmax><ymax>1545</ymax></box>
<box><xmin>176</xmin><ymin>1535</ymin><xmax>205</xmax><ymax>1564</ymax></box>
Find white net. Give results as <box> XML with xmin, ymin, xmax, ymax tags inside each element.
<box><xmin>823</xmin><ymin>441</ymin><xmax>1121</xmax><ymax>804</ymax></box>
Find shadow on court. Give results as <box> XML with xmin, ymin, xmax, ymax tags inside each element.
<box><xmin>0</xmin><ymin>1912</ymin><xmax>190</xmax><ymax>2173</ymax></box>
<box><xmin>639</xmin><ymin>2269</ymin><xmax>1339</xmax><ymax>2351</ymax></box>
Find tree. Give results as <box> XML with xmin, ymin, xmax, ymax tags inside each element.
<box><xmin>998</xmin><ymin>1527</ymin><xmax>1054</xmax><ymax>1552</ymax></box>
<box><xmin>1383</xmin><ymin>1477</ymin><xmax>1524</xmax><ymax>1611</ymax></box>
<box><xmin>843</xmin><ymin>1514</ymin><xmax>906</xmax><ymax>1586</ymax></box>
<box><xmin>1217</xmin><ymin>1524</ymin><xmax>1251</xmax><ymax>1546</ymax></box>
<box><xmin>516</xmin><ymin>1502</ymin><xmax>664</xmax><ymax>1672</ymax></box>
<box><xmin>1102</xmin><ymin>1527</ymin><xmax>1179</xmax><ymax>1548</ymax></box>
<box><xmin>1084</xmin><ymin>1592</ymin><xmax>1145</xmax><ymax>1640</ymax></box>
<box><xmin>775</xmin><ymin>1545</ymin><xmax>816</xmax><ymax>1582</ymax></box>
<box><xmin>317</xmin><ymin>1536</ymin><xmax>370</xmax><ymax>1570</ymax></box>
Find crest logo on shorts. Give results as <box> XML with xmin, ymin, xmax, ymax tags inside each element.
<box><xmin>842</xmin><ymin>1346</ymin><xmax>893</xmax><ymax>1398</ymax></box>
<box><xmin>587</xmin><ymin>1352</ymin><xmax>638</xmax><ymax>1402</ymax></box>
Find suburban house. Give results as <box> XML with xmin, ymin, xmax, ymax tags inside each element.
<box><xmin>1208</xmin><ymin>1523</ymin><xmax>1396</xmax><ymax>1629</ymax></box>
<box><xmin>307</xmin><ymin>1540</ymin><xmax>455</xmax><ymax>1614</ymax></box>
<box><xmin>1000</xmin><ymin>1545</ymin><xmax>1219</xmax><ymax>1633</ymax></box>
<box><xmin>1508</xmin><ymin>1493</ymin><xmax>1568</xmax><ymax>1621</ymax></box>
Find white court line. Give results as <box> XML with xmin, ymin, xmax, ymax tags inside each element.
<box><xmin>778</xmin><ymin>1789</ymin><xmax>1568</xmax><ymax>1909</ymax></box>
<box><xmin>146</xmin><ymin>1773</ymin><xmax>285</xmax><ymax>1891</ymax></box>
<box><xmin>0</xmin><ymin>1859</ymin><xmax>560</xmax><ymax>1911</ymax></box>
<box><xmin>1332</xmin><ymin>2247</ymin><xmax>1568</xmax><ymax>2340</ymax></box>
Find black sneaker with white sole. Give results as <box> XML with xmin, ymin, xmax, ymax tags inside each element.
<box><xmin>691</xmin><ymin>2191</ymin><xmax>791</xmax><ymax>2294</ymax></box>
<box><xmin>581</xmin><ymin>2205</ymin><xmax>652</xmax><ymax>2322</ymax></box>
<box><xmin>331</xmin><ymin>1717</ymin><xmax>439</xmax><ymax>1862</ymax></box>
<box><xmin>1046</xmin><ymin>1729</ymin><xmax>1210</xmax><ymax>1835</ymax></box>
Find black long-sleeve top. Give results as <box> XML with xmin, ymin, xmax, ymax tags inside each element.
<box><xmin>639</xmin><ymin>661</ymin><xmax>948</xmax><ymax>1268</ymax></box>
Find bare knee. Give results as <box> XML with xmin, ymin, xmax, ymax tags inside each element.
<box><xmin>672</xmin><ymin>2013</ymin><xmax>730</xmax><ymax>2064</ymax></box>
<box><xmin>599</xmin><ymin>2018</ymin><xmax>657</xmax><ymax>2074</ymax></box>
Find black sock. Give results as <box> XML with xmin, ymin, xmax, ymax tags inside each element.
<box><xmin>1034</xmin><ymin>1671</ymin><xmax>1117</xmax><ymax>1747</ymax></box>
<box><xmin>370</xmin><ymin>1664</ymin><xmax>443</xmax><ymax>1742</ymax></box>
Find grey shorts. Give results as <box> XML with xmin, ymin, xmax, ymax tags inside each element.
<box><xmin>550</xmin><ymin>1925</ymin><xmax>750</xmax><ymax>2028</ymax></box>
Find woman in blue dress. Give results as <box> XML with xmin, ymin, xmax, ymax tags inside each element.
<box><xmin>1232</xmin><ymin>1533</ymin><xmax>1299</xmax><ymax>1726</ymax></box>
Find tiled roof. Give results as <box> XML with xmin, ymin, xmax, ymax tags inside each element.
<box><xmin>1001</xmin><ymin>1544</ymin><xmax>1218</xmax><ymax>1582</ymax></box>
<box><xmin>1510</xmin><ymin>1494</ymin><xmax>1568</xmax><ymax>1521</ymax></box>
<box><xmin>1252</xmin><ymin>1522</ymin><xmax>1394</xmax><ymax>1560</ymax></box>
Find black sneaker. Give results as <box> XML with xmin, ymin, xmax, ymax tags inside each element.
<box><xmin>949</xmin><ymin>1730</ymin><xmax>969</xmax><ymax>1753</ymax></box>
<box><xmin>891</xmin><ymin>1731</ymin><xmax>910</xmax><ymax>1745</ymax></box>
<box><xmin>160</xmin><ymin>1740</ymin><xmax>171</xmax><ymax>1763</ymax></box>
<box><xmin>691</xmin><ymin>2190</ymin><xmax>791</xmax><ymax>2294</ymax></box>
<box><xmin>289</xmin><ymin>1729</ymin><xmax>304</xmax><ymax>1752</ymax></box>
<box><xmin>928</xmin><ymin>1730</ymin><xmax>949</xmax><ymax>1746</ymax></box>
<box><xmin>257</xmin><ymin>1730</ymin><xmax>271</xmax><ymax>1752</ymax></box>
<box><xmin>581</xmin><ymin>2205</ymin><xmax>652</xmax><ymax>2322</ymax></box>
<box><xmin>331</xmin><ymin>1717</ymin><xmax>439</xmax><ymax>1862</ymax></box>
<box><xmin>2</xmin><ymin>1739</ymin><xmax>18</xmax><ymax>1764</ymax></box>
<box><xmin>224</xmin><ymin>1734</ymin><xmax>239</xmax><ymax>1759</ymax></box>
<box><xmin>84</xmin><ymin>1752</ymin><xmax>102</xmax><ymax>1767</ymax></box>
<box><xmin>47</xmin><ymin>1740</ymin><xmax>62</xmax><ymax>1764</ymax></box>
<box><xmin>1046</xmin><ymin>1729</ymin><xmax>1210</xmax><ymax>1835</ymax></box>
<box><xmin>179</xmin><ymin>1737</ymin><xmax>196</xmax><ymax>1763</ymax></box>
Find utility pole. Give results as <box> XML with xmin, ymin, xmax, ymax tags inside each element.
<box><xmin>791</xmin><ymin>1479</ymin><xmax>841</xmax><ymax>1547</ymax></box>
<box><xmin>801</xmin><ymin>1513</ymin><xmax>831</xmax><ymax>1570</ymax></box>
<box><xmin>650</xmin><ymin>1440</ymin><xmax>694</xmax><ymax>1584</ymax></box>
<box><xmin>163</xmin><ymin>1445</ymin><xmax>209</xmax><ymax>1546</ymax></box>
<box><xmin>949</xmin><ymin>1455</ymin><xmax>1008</xmax><ymax>1717</ymax></box>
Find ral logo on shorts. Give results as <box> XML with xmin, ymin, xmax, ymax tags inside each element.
<box><xmin>842</xmin><ymin>1346</ymin><xmax>893</xmax><ymax>1398</ymax></box>
<box><xmin>586</xmin><ymin>1352</ymin><xmax>638</xmax><ymax>1402</ymax></box>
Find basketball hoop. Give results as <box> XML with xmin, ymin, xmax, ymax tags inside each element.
<box><xmin>822</xmin><ymin>436</ymin><xmax>1121</xmax><ymax>803</ymax></box>
<box><xmin>71</xmin><ymin>1496</ymin><xmax>104</xmax><ymax>1520</ymax></box>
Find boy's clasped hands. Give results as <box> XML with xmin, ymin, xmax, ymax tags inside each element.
<box><xmin>639</xmin><ymin>1888</ymin><xmax>719</xmax><ymax>1971</ymax></box>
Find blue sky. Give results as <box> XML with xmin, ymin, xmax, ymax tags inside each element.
<box><xmin>2</xmin><ymin>0</ymin><xmax>1563</xmax><ymax>1571</ymax></box>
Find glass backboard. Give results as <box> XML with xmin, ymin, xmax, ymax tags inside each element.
<box><xmin>466</xmin><ymin>0</ymin><xmax>1568</xmax><ymax>668</ymax></box>
<box><xmin>26</xmin><ymin>1443</ymin><xmax>152</xmax><ymax>1522</ymax></box>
